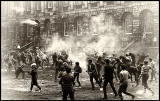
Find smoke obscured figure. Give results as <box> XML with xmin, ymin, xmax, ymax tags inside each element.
<box><xmin>136</xmin><ymin>63</ymin><xmax>143</xmax><ymax>85</ymax></box>
<box><xmin>95</xmin><ymin>56</ymin><xmax>105</xmax><ymax>83</ymax></box>
<box><xmin>148</xmin><ymin>58</ymin><xmax>157</xmax><ymax>82</ymax></box>
<box><xmin>137</xmin><ymin>53</ymin><xmax>149</xmax><ymax>65</ymax></box>
<box><xmin>15</xmin><ymin>61</ymin><xmax>25</xmax><ymax>79</ymax></box>
<box><xmin>86</xmin><ymin>59</ymin><xmax>102</xmax><ymax>90</ymax></box>
<box><xmin>138</xmin><ymin>61</ymin><xmax>154</xmax><ymax>95</ymax></box>
<box><xmin>73</xmin><ymin>62</ymin><xmax>82</xmax><ymax>87</ymax></box>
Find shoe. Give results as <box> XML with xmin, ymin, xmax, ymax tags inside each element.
<box><xmin>115</xmin><ymin>94</ymin><xmax>118</xmax><ymax>97</ymax></box>
<box><xmin>78</xmin><ymin>86</ymin><xmax>82</xmax><ymax>88</ymax></box>
<box><xmin>103</xmin><ymin>97</ymin><xmax>107</xmax><ymax>99</ymax></box>
<box><xmin>132</xmin><ymin>95</ymin><xmax>135</xmax><ymax>100</ymax></box>
<box><xmin>100</xmin><ymin>88</ymin><xmax>103</xmax><ymax>91</ymax></box>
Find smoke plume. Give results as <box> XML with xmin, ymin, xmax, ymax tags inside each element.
<box><xmin>46</xmin><ymin>13</ymin><xmax>123</xmax><ymax>70</ymax></box>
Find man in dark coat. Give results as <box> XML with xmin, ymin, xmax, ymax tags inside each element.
<box><xmin>59</xmin><ymin>67</ymin><xmax>75</xmax><ymax>100</ymax></box>
<box><xmin>15</xmin><ymin>61</ymin><xmax>25</xmax><ymax>79</ymax></box>
<box><xmin>95</xmin><ymin>56</ymin><xmax>105</xmax><ymax>83</ymax></box>
<box><xmin>103</xmin><ymin>59</ymin><xmax>118</xmax><ymax>99</ymax></box>
<box><xmin>87</xmin><ymin>59</ymin><xmax>102</xmax><ymax>90</ymax></box>
<box><xmin>137</xmin><ymin>53</ymin><xmax>149</xmax><ymax>65</ymax></box>
<box><xmin>129</xmin><ymin>53</ymin><xmax>136</xmax><ymax>66</ymax></box>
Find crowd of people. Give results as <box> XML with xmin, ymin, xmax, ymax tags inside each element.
<box><xmin>2</xmin><ymin>46</ymin><xmax>158</xmax><ymax>100</ymax></box>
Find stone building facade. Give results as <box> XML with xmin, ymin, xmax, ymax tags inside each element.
<box><xmin>1</xmin><ymin>1</ymin><xmax>159</xmax><ymax>56</ymax></box>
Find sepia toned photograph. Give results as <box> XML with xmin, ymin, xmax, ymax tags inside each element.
<box><xmin>1</xmin><ymin>1</ymin><xmax>159</xmax><ymax>100</ymax></box>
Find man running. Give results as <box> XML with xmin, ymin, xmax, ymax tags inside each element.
<box><xmin>118</xmin><ymin>64</ymin><xmax>135</xmax><ymax>100</ymax></box>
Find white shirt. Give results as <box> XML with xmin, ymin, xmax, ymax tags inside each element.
<box><xmin>120</xmin><ymin>70</ymin><xmax>129</xmax><ymax>83</ymax></box>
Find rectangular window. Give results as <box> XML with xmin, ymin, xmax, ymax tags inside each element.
<box><xmin>77</xmin><ymin>21</ymin><xmax>82</xmax><ymax>36</ymax></box>
<box><xmin>64</xmin><ymin>22</ymin><xmax>69</xmax><ymax>36</ymax></box>
<box><xmin>90</xmin><ymin>2</ymin><xmax>98</xmax><ymax>8</ymax></box>
<box><xmin>75</xmin><ymin>5</ymin><xmax>82</xmax><ymax>9</ymax></box>
<box><xmin>116</xmin><ymin>1</ymin><xmax>121</xmax><ymax>5</ymax></box>
<box><xmin>74</xmin><ymin>1</ymin><xmax>82</xmax><ymax>5</ymax></box>
<box><xmin>107</xmin><ymin>1</ymin><xmax>114</xmax><ymax>5</ymax></box>
<box><xmin>63</xmin><ymin>6</ymin><xmax>69</xmax><ymax>12</ymax></box>
<box><xmin>48</xmin><ymin>1</ymin><xmax>53</xmax><ymax>8</ymax></box>
<box><xmin>37</xmin><ymin>2</ymin><xmax>41</xmax><ymax>10</ymax></box>
<box><xmin>27</xmin><ymin>1</ymin><xmax>31</xmax><ymax>11</ymax></box>
<box><xmin>63</xmin><ymin>1</ymin><xmax>69</xmax><ymax>6</ymax></box>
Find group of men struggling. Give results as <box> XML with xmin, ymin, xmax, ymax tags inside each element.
<box><xmin>3</xmin><ymin>49</ymin><xmax>158</xmax><ymax>100</ymax></box>
<box><xmin>51</xmin><ymin>51</ymin><xmax>157</xmax><ymax>100</ymax></box>
<box><xmin>3</xmin><ymin>47</ymin><xmax>50</xmax><ymax>79</ymax></box>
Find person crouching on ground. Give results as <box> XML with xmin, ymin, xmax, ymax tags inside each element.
<box><xmin>73</xmin><ymin>62</ymin><xmax>82</xmax><ymax>88</ymax></box>
<box><xmin>28</xmin><ymin>63</ymin><xmax>41</xmax><ymax>92</ymax></box>
<box><xmin>59</xmin><ymin>67</ymin><xmax>75</xmax><ymax>100</ymax></box>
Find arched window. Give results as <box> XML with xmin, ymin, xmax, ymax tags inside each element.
<box><xmin>140</xmin><ymin>9</ymin><xmax>154</xmax><ymax>35</ymax></box>
<box><xmin>62</xmin><ymin>18</ymin><xmax>69</xmax><ymax>36</ymax></box>
<box><xmin>122</xmin><ymin>12</ymin><xmax>133</xmax><ymax>34</ymax></box>
<box><xmin>74</xmin><ymin>16</ymin><xmax>83</xmax><ymax>36</ymax></box>
<box><xmin>105</xmin><ymin>14</ymin><xmax>114</xmax><ymax>32</ymax></box>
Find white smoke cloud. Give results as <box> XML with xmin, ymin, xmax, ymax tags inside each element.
<box><xmin>46</xmin><ymin>13</ymin><xmax>123</xmax><ymax>70</ymax></box>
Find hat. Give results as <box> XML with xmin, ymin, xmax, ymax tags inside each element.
<box><xmin>105</xmin><ymin>59</ymin><xmax>110</xmax><ymax>63</ymax></box>
<box><xmin>31</xmin><ymin>63</ymin><xmax>36</xmax><ymax>67</ymax></box>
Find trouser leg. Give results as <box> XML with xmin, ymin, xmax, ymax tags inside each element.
<box><xmin>69</xmin><ymin>90</ymin><xmax>74</xmax><ymax>100</ymax></box>
<box><xmin>73</xmin><ymin>73</ymin><xmax>77</xmax><ymax>86</ymax></box>
<box><xmin>16</xmin><ymin>68</ymin><xmax>20</xmax><ymax>78</ymax></box>
<box><xmin>30</xmin><ymin>84</ymin><xmax>33</xmax><ymax>91</ymax></box>
<box><xmin>94</xmin><ymin>74</ymin><xmax>101</xmax><ymax>88</ymax></box>
<box><xmin>150</xmin><ymin>71</ymin><xmax>153</xmax><ymax>81</ymax></box>
<box><xmin>123</xmin><ymin>91</ymin><xmax>134</xmax><ymax>97</ymax></box>
<box><xmin>36</xmin><ymin>84</ymin><xmax>41</xmax><ymax>90</ymax></box>
<box><xmin>62</xmin><ymin>91</ymin><xmax>68</xmax><ymax>100</ymax></box>
<box><xmin>21</xmin><ymin>70</ymin><xmax>25</xmax><ymax>79</ymax></box>
<box><xmin>118</xmin><ymin>85</ymin><xmax>123</xmax><ymax>100</ymax></box>
<box><xmin>109</xmin><ymin>80</ymin><xmax>118</xmax><ymax>96</ymax></box>
<box><xmin>55</xmin><ymin>69</ymin><xmax>58</xmax><ymax>81</ymax></box>
<box><xmin>103</xmin><ymin>81</ymin><xmax>108</xmax><ymax>98</ymax></box>
<box><xmin>90</xmin><ymin>75</ymin><xmax>94</xmax><ymax>90</ymax></box>
<box><xmin>77</xmin><ymin>74</ymin><xmax>81</xmax><ymax>86</ymax></box>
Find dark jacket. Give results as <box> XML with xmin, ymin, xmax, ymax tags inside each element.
<box><xmin>74</xmin><ymin>65</ymin><xmax>82</xmax><ymax>73</ymax></box>
<box><xmin>30</xmin><ymin>70</ymin><xmax>38</xmax><ymax>85</ymax></box>
<box><xmin>59</xmin><ymin>73</ymin><xmax>75</xmax><ymax>91</ymax></box>
<box><xmin>104</xmin><ymin>64</ymin><xmax>114</xmax><ymax>80</ymax></box>
<box><xmin>87</xmin><ymin>63</ymin><xmax>97</xmax><ymax>74</ymax></box>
